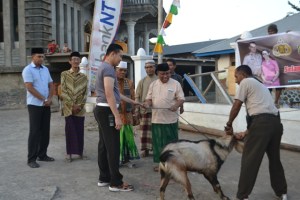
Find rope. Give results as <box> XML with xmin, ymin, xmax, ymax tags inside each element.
<box><xmin>151</xmin><ymin>107</ymin><xmax>211</xmax><ymax>139</ymax></box>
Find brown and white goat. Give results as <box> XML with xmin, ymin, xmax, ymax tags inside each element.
<box><xmin>159</xmin><ymin>134</ymin><xmax>243</xmax><ymax>200</ymax></box>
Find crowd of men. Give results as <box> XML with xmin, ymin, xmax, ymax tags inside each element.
<box><xmin>22</xmin><ymin>24</ymin><xmax>288</xmax><ymax>199</ymax></box>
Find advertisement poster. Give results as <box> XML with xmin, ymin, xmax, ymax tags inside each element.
<box><xmin>237</xmin><ymin>31</ymin><xmax>300</xmax><ymax>88</ymax></box>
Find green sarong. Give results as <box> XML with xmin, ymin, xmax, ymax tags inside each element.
<box><xmin>120</xmin><ymin>125</ymin><xmax>140</xmax><ymax>163</ymax></box>
<box><xmin>152</xmin><ymin>122</ymin><xmax>178</xmax><ymax>163</ymax></box>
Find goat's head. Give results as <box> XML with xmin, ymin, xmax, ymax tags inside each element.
<box><xmin>216</xmin><ymin>133</ymin><xmax>244</xmax><ymax>154</ymax></box>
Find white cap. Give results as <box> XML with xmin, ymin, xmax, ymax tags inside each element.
<box><xmin>80</xmin><ymin>57</ymin><xmax>88</xmax><ymax>66</ymax></box>
<box><xmin>145</xmin><ymin>59</ymin><xmax>155</xmax><ymax>64</ymax></box>
<box><xmin>116</xmin><ymin>61</ymin><xmax>127</xmax><ymax>69</ymax></box>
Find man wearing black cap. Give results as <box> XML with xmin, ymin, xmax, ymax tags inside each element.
<box><xmin>60</xmin><ymin>52</ymin><xmax>88</xmax><ymax>162</ymax></box>
<box><xmin>144</xmin><ymin>63</ymin><xmax>185</xmax><ymax>171</ymax></box>
<box><xmin>22</xmin><ymin>48</ymin><xmax>55</xmax><ymax>168</ymax></box>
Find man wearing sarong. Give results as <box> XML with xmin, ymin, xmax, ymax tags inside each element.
<box><xmin>61</xmin><ymin>52</ymin><xmax>88</xmax><ymax>162</ymax></box>
<box><xmin>116</xmin><ymin>61</ymin><xmax>139</xmax><ymax>167</ymax></box>
<box><xmin>144</xmin><ymin>63</ymin><xmax>185</xmax><ymax>171</ymax></box>
<box><xmin>135</xmin><ymin>60</ymin><xmax>157</xmax><ymax>157</ymax></box>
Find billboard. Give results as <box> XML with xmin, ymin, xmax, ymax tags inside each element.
<box><xmin>237</xmin><ymin>31</ymin><xmax>300</xmax><ymax>88</ymax></box>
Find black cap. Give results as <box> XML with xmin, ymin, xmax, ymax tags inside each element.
<box><xmin>31</xmin><ymin>48</ymin><xmax>44</xmax><ymax>55</ymax></box>
<box><xmin>70</xmin><ymin>51</ymin><xmax>80</xmax><ymax>58</ymax></box>
<box><xmin>156</xmin><ymin>63</ymin><xmax>169</xmax><ymax>73</ymax></box>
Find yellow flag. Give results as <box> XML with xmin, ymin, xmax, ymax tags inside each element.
<box><xmin>166</xmin><ymin>13</ymin><xmax>173</xmax><ymax>23</ymax></box>
<box><xmin>153</xmin><ymin>43</ymin><xmax>163</xmax><ymax>53</ymax></box>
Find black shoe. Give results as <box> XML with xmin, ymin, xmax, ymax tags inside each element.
<box><xmin>37</xmin><ymin>156</ymin><xmax>55</xmax><ymax>162</ymax></box>
<box><xmin>27</xmin><ymin>161</ymin><xmax>40</xmax><ymax>168</ymax></box>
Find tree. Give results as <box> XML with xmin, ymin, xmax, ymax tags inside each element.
<box><xmin>288</xmin><ymin>1</ymin><xmax>300</xmax><ymax>11</ymax></box>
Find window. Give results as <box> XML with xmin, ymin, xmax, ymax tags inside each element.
<box><xmin>13</xmin><ymin>0</ymin><xmax>18</xmax><ymax>41</ymax></box>
<box><xmin>0</xmin><ymin>0</ymin><xmax>3</xmax><ymax>43</ymax></box>
<box><xmin>77</xmin><ymin>10</ymin><xmax>81</xmax><ymax>51</ymax></box>
<box><xmin>63</xmin><ymin>4</ymin><xmax>67</xmax><ymax>43</ymax></box>
<box><xmin>71</xmin><ymin>7</ymin><xmax>74</xmax><ymax>49</ymax></box>
<box><xmin>55</xmin><ymin>0</ymin><xmax>60</xmax><ymax>43</ymax></box>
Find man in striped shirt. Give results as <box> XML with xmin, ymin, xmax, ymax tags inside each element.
<box><xmin>60</xmin><ymin>52</ymin><xmax>88</xmax><ymax>162</ymax></box>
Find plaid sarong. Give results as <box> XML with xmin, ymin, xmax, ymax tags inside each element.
<box><xmin>140</xmin><ymin>112</ymin><xmax>152</xmax><ymax>151</ymax></box>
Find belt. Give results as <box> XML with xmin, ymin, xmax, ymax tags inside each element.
<box><xmin>96</xmin><ymin>102</ymin><xmax>119</xmax><ymax>107</ymax></box>
<box><xmin>250</xmin><ymin>113</ymin><xmax>278</xmax><ymax>120</ymax></box>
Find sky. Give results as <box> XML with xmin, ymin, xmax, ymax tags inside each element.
<box><xmin>162</xmin><ymin>0</ymin><xmax>297</xmax><ymax>45</ymax></box>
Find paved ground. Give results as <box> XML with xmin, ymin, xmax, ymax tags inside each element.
<box><xmin>0</xmin><ymin>109</ymin><xmax>299</xmax><ymax>200</ymax></box>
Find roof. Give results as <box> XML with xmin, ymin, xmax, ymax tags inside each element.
<box><xmin>193</xmin><ymin>12</ymin><xmax>300</xmax><ymax>57</ymax></box>
<box><xmin>163</xmin><ymin>39</ymin><xmax>224</xmax><ymax>55</ymax></box>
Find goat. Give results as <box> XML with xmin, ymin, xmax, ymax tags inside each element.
<box><xmin>159</xmin><ymin>134</ymin><xmax>243</xmax><ymax>200</ymax></box>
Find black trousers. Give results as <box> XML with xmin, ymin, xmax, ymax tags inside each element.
<box><xmin>27</xmin><ymin>105</ymin><xmax>51</xmax><ymax>163</ymax></box>
<box><xmin>237</xmin><ymin>114</ymin><xmax>287</xmax><ymax>199</ymax></box>
<box><xmin>93</xmin><ymin>106</ymin><xmax>123</xmax><ymax>186</ymax></box>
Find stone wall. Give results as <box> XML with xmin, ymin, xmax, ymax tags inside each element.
<box><xmin>0</xmin><ymin>70</ymin><xmax>26</xmax><ymax>110</ymax></box>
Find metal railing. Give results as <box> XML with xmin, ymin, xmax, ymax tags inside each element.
<box><xmin>184</xmin><ymin>70</ymin><xmax>233</xmax><ymax>105</ymax></box>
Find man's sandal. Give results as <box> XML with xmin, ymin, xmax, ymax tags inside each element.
<box><xmin>109</xmin><ymin>183</ymin><xmax>134</xmax><ymax>192</ymax></box>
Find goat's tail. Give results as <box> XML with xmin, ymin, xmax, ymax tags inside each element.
<box><xmin>159</xmin><ymin>162</ymin><xmax>169</xmax><ymax>179</ymax></box>
<box><xmin>159</xmin><ymin>162</ymin><xmax>167</xmax><ymax>172</ymax></box>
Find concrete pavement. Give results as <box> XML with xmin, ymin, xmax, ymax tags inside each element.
<box><xmin>0</xmin><ymin>109</ymin><xmax>299</xmax><ymax>200</ymax></box>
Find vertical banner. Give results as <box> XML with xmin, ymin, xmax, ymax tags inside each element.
<box><xmin>88</xmin><ymin>0</ymin><xmax>123</xmax><ymax>94</ymax></box>
<box><xmin>237</xmin><ymin>31</ymin><xmax>300</xmax><ymax>88</ymax></box>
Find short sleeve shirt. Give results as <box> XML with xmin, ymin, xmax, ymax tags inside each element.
<box><xmin>235</xmin><ymin>78</ymin><xmax>278</xmax><ymax>116</ymax></box>
<box><xmin>146</xmin><ymin>78</ymin><xmax>185</xmax><ymax>124</ymax></box>
<box><xmin>22</xmin><ymin>62</ymin><xmax>53</xmax><ymax>106</ymax></box>
<box><xmin>242</xmin><ymin>53</ymin><xmax>262</xmax><ymax>76</ymax></box>
<box><xmin>95</xmin><ymin>62</ymin><xmax>120</xmax><ymax>104</ymax></box>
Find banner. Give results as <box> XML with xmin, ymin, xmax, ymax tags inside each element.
<box><xmin>88</xmin><ymin>0</ymin><xmax>123</xmax><ymax>94</ymax></box>
<box><xmin>237</xmin><ymin>31</ymin><xmax>300</xmax><ymax>88</ymax></box>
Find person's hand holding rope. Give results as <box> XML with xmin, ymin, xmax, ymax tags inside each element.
<box><xmin>224</xmin><ymin>121</ymin><xmax>233</xmax><ymax>135</ymax></box>
<box><xmin>169</xmin><ymin>105</ymin><xmax>179</xmax><ymax>112</ymax></box>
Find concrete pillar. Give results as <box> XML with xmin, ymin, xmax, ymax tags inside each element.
<box><xmin>126</xmin><ymin>21</ymin><xmax>136</xmax><ymax>55</ymax></box>
<box><xmin>195</xmin><ymin>65</ymin><xmax>202</xmax><ymax>91</ymax></box>
<box><xmin>131</xmin><ymin>48</ymin><xmax>152</xmax><ymax>88</ymax></box>
<box><xmin>143</xmin><ymin>31</ymin><xmax>150</xmax><ymax>55</ymax></box>
<box><xmin>3</xmin><ymin>0</ymin><xmax>13</xmax><ymax>67</ymax></box>
<box><xmin>18</xmin><ymin>0</ymin><xmax>26</xmax><ymax>66</ymax></box>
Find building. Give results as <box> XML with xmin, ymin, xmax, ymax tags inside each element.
<box><xmin>0</xmin><ymin>0</ymin><xmax>159</xmax><ymax>109</ymax></box>
<box><xmin>193</xmin><ymin>12</ymin><xmax>300</xmax><ymax>105</ymax></box>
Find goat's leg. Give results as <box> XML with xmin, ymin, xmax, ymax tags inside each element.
<box><xmin>203</xmin><ymin>174</ymin><xmax>230</xmax><ymax>200</ymax></box>
<box><xmin>173</xmin><ymin>171</ymin><xmax>195</xmax><ymax>200</ymax></box>
<box><xmin>159</xmin><ymin>169</ymin><xmax>170</xmax><ymax>200</ymax></box>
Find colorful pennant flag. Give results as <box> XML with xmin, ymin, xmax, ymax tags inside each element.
<box><xmin>153</xmin><ymin>0</ymin><xmax>180</xmax><ymax>54</ymax></box>
<box><xmin>170</xmin><ymin>5</ymin><xmax>178</xmax><ymax>15</ymax></box>
<box><xmin>153</xmin><ymin>43</ymin><xmax>163</xmax><ymax>54</ymax></box>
